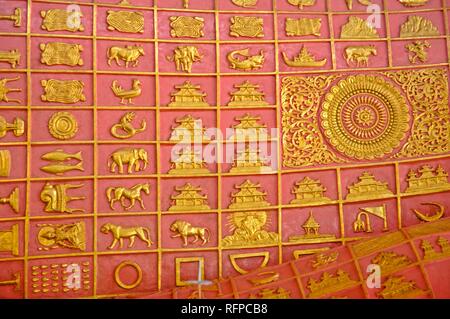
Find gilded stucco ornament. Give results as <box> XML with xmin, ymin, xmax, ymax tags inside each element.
<box><xmin>111</xmin><ymin>79</ymin><xmax>142</xmax><ymax>104</ymax></box>
<box><xmin>0</xmin><ymin>224</ymin><xmax>19</xmax><ymax>256</ymax></box>
<box><xmin>0</xmin><ymin>8</ymin><xmax>21</xmax><ymax>27</ymax></box>
<box><xmin>285</xmin><ymin>18</ymin><xmax>321</xmax><ymax>37</ymax></box>
<box><xmin>107</xmin><ymin>10</ymin><xmax>144</xmax><ymax>33</ymax></box>
<box><xmin>321</xmin><ymin>75</ymin><xmax>410</xmax><ymax>160</ymax></box>
<box><xmin>406</xmin><ymin>41</ymin><xmax>430</xmax><ymax>64</ymax></box>
<box><xmin>344</xmin><ymin>45</ymin><xmax>377</xmax><ymax>67</ymax></box>
<box><xmin>110</xmin><ymin>112</ymin><xmax>146</xmax><ymax>139</ymax></box>
<box><xmin>40</xmin><ymin>149</ymin><xmax>84</xmax><ymax>175</ymax></box>
<box><xmin>400</xmin><ymin>16</ymin><xmax>439</xmax><ymax>38</ymax></box>
<box><xmin>37</xmin><ymin>222</ymin><xmax>86</xmax><ymax>251</ymax></box>
<box><xmin>41</xmin><ymin>79</ymin><xmax>86</xmax><ymax>104</ymax></box>
<box><xmin>167</xmin><ymin>46</ymin><xmax>203</xmax><ymax>73</ymax></box>
<box><xmin>48</xmin><ymin>112</ymin><xmax>78</xmax><ymax>140</ymax></box>
<box><xmin>0</xmin><ymin>187</ymin><xmax>19</xmax><ymax>213</ymax></box>
<box><xmin>170</xmin><ymin>220</ymin><xmax>210</xmax><ymax>247</ymax></box>
<box><xmin>341</xmin><ymin>16</ymin><xmax>379</xmax><ymax>39</ymax></box>
<box><xmin>41</xmin><ymin>9</ymin><xmax>84</xmax><ymax>32</ymax></box>
<box><xmin>101</xmin><ymin>223</ymin><xmax>153</xmax><ymax>249</ymax></box>
<box><xmin>170</xmin><ymin>16</ymin><xmax>204</xmax><ymax>38</ymax></box>
<box><xmin>0</xmin><ymin>49</ymin><xmax>20</xmax><ymax>68</ymax></box>
<box><xmin>230</xmin><ymin>16</ymin><xmax>264</xmax><ymax>38</ymax></box>
<box><xmin>232</xmin><ymin>0</ymin><xmax>258</xmax><ymax>7</ymax></box>
<box><xmin>282</xmin><ymin>46</ymin><xmax>327</xmax><ymax>67</ymax></box>
<box><xmin>107</xmin><ymin>183</ymin><xmax>150</xmax><ymax>210</ymax></box>
<box><xmin>107</xmin><ymin>45</ymin><xmax>145</xmax><ymax>67</ymax></box>
<box><xmin>0</xmin><ymin>116</ymin><xmax>24</xmax><ymax>138</ymax></box>
<box><xmin>0</xmin><ymin>150</ymin><xmax>10</xmax><ymax>177</ymax></box>
<box><xmin>40</xmin><ymin>42</ymin><xmax>83</xmax><ymax>66</ymax></box>
<box><xmin>0</xmin><ymin>77</ymin><xmax>21</xmax><ymax>104</ymax></box>
<box><xmin>40</xmin><ymin>182</ymin><xmax>85</xmax><ymax>214</ymax></box>
<box><xmin>227</xmin><ymin>49</ymin><xmax>265</xmax><ymax>71</ymax></box>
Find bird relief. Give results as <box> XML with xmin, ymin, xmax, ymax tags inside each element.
<box><xmin>111</xmin><ymin>79</ymin><xmax>142</xmax><ymax>104</ymax></box>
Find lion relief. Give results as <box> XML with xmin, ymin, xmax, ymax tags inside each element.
<box><xmin>101</xmin><ymin>223</ymin><xmax>153</xmax><ymax>249</ymax></box>
<box><xmin>170</xmin><ymin>220</ymin><xmax>210</xmax><ymax>247</ymax></box>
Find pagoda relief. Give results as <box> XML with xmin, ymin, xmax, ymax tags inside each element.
<box><xmin>228</xmin><ymin>114</ymin><xmax>269</xmax><ymax>142</ymax></box>
<box><xmin>421</xmin><ymin>237</ymin><xmax>450</xmax><ymax>261</ymax></box>
<box><xmin>405</xmin><ymin>165</ymin><xmax>450</xmax><ymax>194</ymax></box>
<box><xmin>307</xmin><ymin>270</ymin><xmax>358</xmax><ymax>298</ymax></box>
<box><xmin>229</xmin><ymin>180</ymin><xmax>271</xmax><ymax>209</ymax></box>
<box><xmin>227</xmin><ymin>81</ymin><xmax>269</xmax><ymax>107</ymax></box>
<box><xmin>168</xmin><ymin>148</ymin><xmax>210</xmax><ymax>175</ymax></box>
<box><xmin>230</xmin><ymin>147</ymin><xmax>273</xmax><ymax>174</ymax></box>
<box><xmin>168</xmin><ymin>81</ymin><xmax>209</xmax><ymax>107</ymax></box>
<box><xmin>170</xmin><ymin>115</ymin><xmax>210</xmax><ymax>142</ymax></box>
<box><xmin>290</xmin><ymin>177</ymin><xmax>331</xmax><ymax>205</ymax></box>
<box><xmin>168</xmin><ymin>183</ymin><xmax>211</xmax><ymax>211</ymax></box>
<box><xmin>346</xmin><ymin>172</ymin><xmax>394</xmax><ymax>200</ymax></box>
<box><xmin>288</xmin><ymin>211</ymin><xmax>338</xmax><ymax>244</ymax></box>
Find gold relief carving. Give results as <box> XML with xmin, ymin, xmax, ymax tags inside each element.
<box><xmin>282</xmin><ymin>46</ymin><xmax>327</xmax><ymax>67</ymax></box>
<box><xmin>37</xmin><ymin>222</ymin><xmax>86</xmax><ymax>251</ymax></box>
<box><xmin>107</xmin><ymin>45</ymin><xmax>145</xmax><ymax>68</ymax></box>
<box><xmin>322</xmin><ymin>75</ymin><xmax>410</xmax><ymax>160</ymax></box>
<box><xmin>229</xmin><ymin>180</ymin><xmax>271</xmax><ymax>209</ymax></box>
<box><xmin>41</xmin><ymin>9</ymin><xmax>84</xmax><ymax>32</ymax></box>
<box><xmin>289</xmin><ymin>211</ymin><xmax>338</xmax><ymax>244</ymax></box>
<box><xmin>101</xmin><ymin>223</ymin><xmax>153</xmax><ymax>249</ymax></box>
<box><xmin>169</xmin><ymin>149</ymin><xmax>210</xmax><ymax>175</ymax></box>
<box><xmin>0</xmin><ymin>187</ymin><xmax>19</xmax><ymax>213</ymax></box>
<box><xmin>107</xmin><ymin>10</ymin><xmax>144</xmax><ymax>33</ymax></box>
<box><xmin>377</xmin><ymin>276</ymin><xmax>425</xmax><ymax>299</ymax></box>
<box><xmin>421</xmin><ymin>237</ymin><xmax>450</xmax><ymax>260</ymax></box>
<box><xmin>248</xmin><ymin>272</ymin><xmax>280</xmax><ymax>286</ymax></box>
<box><xmin>227</xmin><ymin>49</ymin><xmax>265</xmax><ymax>71</ymax></box>
<box><xmin>400</xmin><ymin>16</ymin><xmax>439</xmax><ymax>38</ymax></box>
<box><xmin>352</xmin><ymin>231</ymin><xmax>406</xmax><ymax>257</ymax></box>
<box><xmin>406</xmin><ymin>41</ymin><xmax>430</xmax><ymax>64</ymax></box>
<box><xmin>31</xmin><ymin>262</ymin><xmax>90</xmax><ymax>294</ymax></box>
<box><xmin>41</xmin><ymin>79</ymin><xmax>86</xmax><ymax>104</ymax></box>
<box><xmin>0</xmin><ymin>8</ymin><xmax>21</xmax><ymax>27</ymax></box>
<box><xmin>413</xmin><ymin>202</ymin><xmax>445</xmax><ymax>222</ymax></box>
<box><xmin>114</xmin><ymin>261</ymin><xmax>143</xmax><ymax>290</ymax></box>
<box><xmin>232</xmin><ymin>0</ymin><xmax>258</xmax><ymax>7</ymax></box>
<box><xmin>170</xmin><ymin>115</ymin><xmax>210</xmax><ymax>142</ymax></box>
<box><xmin>0</xmin><ymin>49</ymin><xmax>20</xmax><ymax>68</ymax></box>
<box><xmin>222</xmin><ymin>211</ymin><xmax>279</xmax><ymax>247</ymax></box>
<box><xmin>48</xmin><ymin>112</ymin><xmax>78</xmax><ymax>140</ymax></box>
<box><xmin>229</xmin><ymin>252</ymin><xmax>270</xmax><ymax>275</ymax></box>
<box><xmin>167</xmin><ymin>46</ymin><xmax>203</xmax><ymax>73</ymax></box>
<box><xmin>371</xmin><ymin>251</ymin><xmax>413</xmax><ymax>275</ymax></box>
<box><xmin>0</xmin><ymin>150</ymin><xmax>11</xmax><ymax>177</ymax></box>
<box><xmin>0</xmin><ymin>224</ymin><xmax>19</xmax><ymax>256</ymax></box>
<box><xmin>346</xmin><ymin>173</ymin><xmax>393</xmax><ymax>200</ymax></box>
<box><xmin>106</xmin><ymin>183</ymin><xmax>150</xmax><ymax>210</ymax></box>
<box><xmin>281</xmin><ymin>75</ymin><xmax>342</xmax><ymax>168</ymax></box>
<box><xmin>399</xmin><ymin>0</ymin><xmax>428</xmax><ymax>6</ymax></box>
<box><xmin>405</xmin><ymin>165</ymin><xmax>450</xmax><ymax>194</ymax></box>
<box><xmin>0</xmin><ymin>77</ymin><xmax>22</xmax><ymax>104</ymax></box>
<box><xmin>287</xmin><ymin>0</ymin><xmax>316</xmax><ymax>9</ymax></box>
<box><xmin>307</xmin><ymin>270</ymin><xmax>358</xmax><ymax>298</ymax></box>
<box><xmin>344</xmin><ymin>45</ymin><xmax>377</xmax><ymax>67</ymax></box>
<box><xmin>0</xmin><ymin>273</ymin><xmax>21</xmax><ymax>290</ymax></box>
<box><xmin>285</xmin><ymin>18</ymin><xmax>321</xmax><ymax>37</ymax></box>
<box><xmin>110</xmin><ymin>112</ymin><xmax>146</xmax><ymax>139</ymax></box>
<box><xmin>0</xmin><ymin>116</ymin><xmax>24</xmax><ymax>138</ymax></box>
<box><xmin>169</xmin><ymin>183</ymin><xmax>210</xmax><ymax>211</ymax></box>
<box><xmin>290</xmin><ymin>177</ymin><xmax>331</xmax><ymax>205</ymax></box>
<box><xmin>384</xmin><ymin>69</ymin><xmax>449</xmax><ymax>158</ymax></box>
<box><xmin>170</xmin><ymin>220</ymin><xmax>210</xmax><ymax>247</ymax></box>
<box><xmin>311</xmin><ymin>252</ymin><xmax>339</xmax><ymax>269</ymax></box>
<box><xmin>176</xmin><ymin>257</ymin><xmax>204</xmax><ymax>287</ymax></box>
<box><xmin>230</xmin><ymin>16</ymin><xmax>264</xmax><ymax>38</ymax></box>
<box><xmin>169</xmin><ymin>81</ymin><xmax>209</xmax><ymax>107</ymax></box>
<box><xmin>183</xmin><ymin>0</ymin><xmax>190</xmax><ymax>8</ymax></box>
<box><xmin>111</xmin><ymin>79</ymin><xmax>142</xmax><ymax>105</ymax></box>
<box><xmin>353</xmin><ymin>205</ymin><xmax>388</xmax><ymax>233</ymax></box>
<box><xmin>170</xmin><ymin>16</ymin><xmax>204</xmax><ymax>38</ymax></box>
<box><xmin>341</xmin><ymin>16</ymin><xmax>379</xmax><ymax>39</ymax></box>
<box><xmin>293</xmin><ymin>248</ymin><xmax>331</xmax><ymax>259</ymax></box>
<box><xmin>230</xmin><ymin>147</ymin><xmax>272</xmax><ymax>174</ymax></box>
<box><xmin>40</xmin><ymin>183</ymin><xmax>85</xmax><ymax>214</ymax></box>
<box><xmin>229</xmin><ymin>114</ymin><xmax>268</xmax><ymax>142</ymax></box>
<box><xmin>108</xmin><ymin>148</ymin><xmax>148</xmax><ymax>174</ymax></box>
<box><xmin>345</xmin><ymin>0</ymin><xmax>372</xmax><ymax>10</ymax></box>
<box><xmin>249</xmin><ymin>287</ymin><xmax>291</xmax><ymax>299</ymax></box>
<box><xmin>228</xmin><ymin>81</ymin><xmax>268</xmax><ymax>107</ymax></box>
<box><xmin>40</xmin><ymin>42</ymin><xmax>83</xmax><ymax>67</ymax></box>
<box><xmin>40</xmin><ymin>149</ymin><xmax>84</xmax><ymax>175</ymax></box>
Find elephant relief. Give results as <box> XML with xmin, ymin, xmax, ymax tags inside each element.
<box><xmin>108</xmin><ymin>148</ymin><xmax>149</xmax><ymax>174</ymax></box>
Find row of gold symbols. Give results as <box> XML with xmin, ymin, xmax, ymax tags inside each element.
<box><xmin>154</xmin><ymin>0</ymin><xmax>161</xmax><ymax>293</ymax></box>
<box><xmin>0</xmin><ymin>0</ymin><xmax>28</xmax><ymax>299</ymax></box>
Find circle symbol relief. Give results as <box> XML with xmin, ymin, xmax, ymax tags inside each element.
<box><xmin>321</xmin><ymin>75</ymin><xmax>410</xmax><ymax>160</ymax></box>
<box><xmin>48</xmin><ymin>111</ymin><xmax>78</xmax><ymax>140</ymax></box>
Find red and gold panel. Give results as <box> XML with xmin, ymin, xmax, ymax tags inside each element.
<box><xmin>0</xmin><ymin>0</ymin><xmax>449</xmax><ymax>299</ymax></box>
